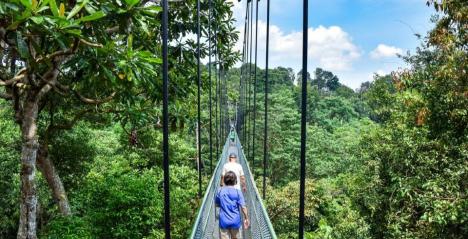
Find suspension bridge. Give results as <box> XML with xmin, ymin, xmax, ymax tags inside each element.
<box><xmin>190</xmin><ymin>133</ymin><xmax>276</xmax><ymax>238</ymax></box>
<box><xmin>160</xmin><ymin>0</ymin><xmax>309</xmax><ymax>237</ymax></box>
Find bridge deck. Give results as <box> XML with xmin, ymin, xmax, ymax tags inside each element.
<box><xmin>204</xmin><ymin>144</ymin><xmax>246</xmax><ymax>238</ymax></box>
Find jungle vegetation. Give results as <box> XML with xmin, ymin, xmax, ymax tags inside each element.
<box><xmin>0</xmin><ymin>0</ymin><xmax>466</xmax><ymax>238</ymax></box>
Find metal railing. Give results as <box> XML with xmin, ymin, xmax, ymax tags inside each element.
<box><xmin>190</xmin><ymin>133</ymin><xmax>277</xmax><ymax>238</ymax></box>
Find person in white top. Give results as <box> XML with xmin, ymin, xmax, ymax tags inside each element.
<box><xmin>221</xmin><ymin>153</ymin><xmax>246</xmax><ymax>192</ymax></box>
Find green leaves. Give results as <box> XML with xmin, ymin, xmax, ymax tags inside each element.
<box><xmin>139</xmin><ymin>5</ymin><xmax>161</xmax><ymax>16</ymax></box>
<box><xmin>30</xmin><ymin>15</ymin><xmax>44</xmax><ymax>24</ymax></box>
<box><xmin>49</xmin><ymin>0</ymin><xmax>58</xmax><ymax>16</ymax></box>
<box><xmin>67</xmin><ymin>0</ymin><xmax>89</xmax><ymax>19</ymax></box>
<box><xmin>78</xmin><ymin>10</ymin><xmax>105</xmax><ymax>22</ymax></box>
<box><xmin>137</xmin><ymin>51</ymin><xmax>162</xmax><ymax>64</ymax></box>
<box><xmin>124</xmin><ymin>0</ymin><xmax>141</xmax><ymax>8</ymax></box>
<box><xmin>3</xmin><ymin>3</ymin><xmax>20</xmax><ymax>12</ymax></box>
<box><xmin>19</xmin><ymin>0</ymin><xmax>32</xmax><ymax>9</ymax></box>
<box><xmin>127</xmin><ymin>34</ymin><xmax>133</xmax><ymax>51</ymax></box>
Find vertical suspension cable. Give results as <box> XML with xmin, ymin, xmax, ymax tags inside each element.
<box><xmin>244</xmin><ymin>0</ymin><xmax>250</xmax><ymax>150</ymax></box>
<box><xmin>215</xmin><ymin>24</ymin><xmax>220</xmax><ymax>159</ymax></box>
<box><xmin>247</xmin><ymin>0</ymin><xmax>254</xmax><ymax>160</ymax></box>
<box><xmin>224</xmin><ymin>70</ymin><xmax>228</xmax><ymax>136</ymax></box>
<box><xmin>161</xmin><ymin>0</ymin><xmax>171</xmax><ymax>237</ymax></box>
<box><xmin>239</xmin><ymin>10</ymin><xmax>246</xmax><ymax>135</ymax></box>
<box><xmin>196</xmin><ymin>0</ymin><xmax>202</xmax><ymax>198</ymax></box>
<box><xmin>299</xmin><ymin>0</ymin><xmax>308</xmax><ymax>237</ymax></box>
<box><xmin>263</xmin><ymin>0</ymin><xmax>270</xmax><ymax>199</ymax></box>
<box><xmin>239</xmin><ymin>1</ymin><xmax>249</xmax><ymax>137</ymax></box>
<box><xmin>243</xmin><ymin>0</ymin><xmax>250</xmax><ymax>144</ymax></box>
<box><xmin>245</xmin><ymin>0</ymin><xmax>250</xmax><ymax>156</ymax></box>
<box><xmin>218</xmin><ymin>48</ymin><xmax>223</xmax><ymax>140</ymax></box>
<box><xmin>252</xmin><ymin>0</ymin><xmax>259</xmax><ymax>172</ymax></box>
<box><xmin>218</xmin><ymin>51</ymin><xmax>222</xmax><ymax>147</ymax></box>
<box><xmin>208</xmin><ymin>0</ymin><xmax>213</xmax><ymax>173</ymax></box>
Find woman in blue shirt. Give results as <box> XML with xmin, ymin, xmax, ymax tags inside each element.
<box><xmin>216</xmin><ymin>171</ymin><xmax>250</xmax><ymax>239</ymax></box>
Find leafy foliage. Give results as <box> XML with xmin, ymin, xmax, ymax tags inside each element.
<box><xmin>265</xmin><ymin>179</ymin><xmax>371</xmax><ymax>239</ymax></box>
<box><xmin>37</xmin><ymin>125</ymin><xmax>199</xmax><ymax>239</ymax></box>
<box><xmin>0</xmin><ymin>105</ymin><xmax>20</xmax><ymax>238</ymax></box>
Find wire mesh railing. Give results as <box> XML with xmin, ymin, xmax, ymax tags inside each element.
<box><xmin>190</xmin><ymin>133</ymin><xmax>276</xmax><ymax>238</ymax></box>
<box><xmin>235</xmin><ymin>135</ymin><xmax>277</xmax><ymax>239</ymax></box>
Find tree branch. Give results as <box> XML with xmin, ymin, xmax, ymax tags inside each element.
<box><xmin>35</xmin><ymin>38</ymin><xmax>80</xmax><ymax>64</ymax></box>
<box><xmin>36</xmin><ymin>66</ymin><xmax>61</xmax><ymax>102</ymax></box>
<box><xmin>0</xmin><ymin>68</ymin><xmax>27</xmax><ymax>86</ymax></box>
<box><xmin>35</xmin><ymin>50</ymin><xmax>73</xmax><ymax>64</ymax></box>
<box><xmin>73</xmin><ymin>91</ymin><xmax>116</xmax><ymax>104</ymax></box>
<box><xmin>51</xmin><ymin>85</ymin><xmax>67</xmax><ymax>96</ymax></box>
<box><xmin>36</xmin><ymin>83</ymin><xmax>53</xmax><ymax>102</ymax></box>
<box><xmin>105</xmin><ymin>26</ymin><xmax>120</xmax><ymax>34</ymax></box>
<box><xmin>13</xmin><ymin>87</ymin><xmax>22</xmax><ymax>124</ymax></box>
<box><xmin>79</xmin><ymin>39</ymin><xmax>103</xmax><ymax>48</ymax></box>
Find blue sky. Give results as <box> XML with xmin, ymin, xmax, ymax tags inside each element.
<box><xmin>229</xmin><ymin>0</ymin><xmax>436</xmax><ymax>89</ymax></box>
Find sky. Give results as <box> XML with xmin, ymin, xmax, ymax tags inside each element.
<box><xmin>228</xmin><ymin>0</ymin><xmax>436</xmax><ymax>89</ymax></box>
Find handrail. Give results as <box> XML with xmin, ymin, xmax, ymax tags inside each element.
<box><xmin>236</xmin><ymin>135</ymin><xmax>277</xmax><ymax>238</ymax></box>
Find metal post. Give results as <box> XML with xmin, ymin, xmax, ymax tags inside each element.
<box><xmin>196</xmin><ymin>0</ymin><xmax>202</xmax><ymax>198</ymax></box>
<box><xmin>243</xmin><ymin>1</ymin><xmax>250</xmax><ymax>143</ymax></box>
<box><xmin>253</xmin><ymin>0</ymin><xmax>259</xmax><ymax>172</ymax></box>
<box><xmin>299</xmin><ymin>0</ymin><xmax>308</xmax><ymax>237</ymax></box>
<box><xmin>263</xmin><ymin>0</ymin><xmax>270</xmax><ymax>199</ymax></box>
<box><xmin>208</xmin><ymin>0</ymin><xmax>213</xmax><ymax>173</ymax></box>
<box><xmin>161</xmin><ymin>0</ymin><xmax>171</xmax><ymax>237</ymax></box>
<box><xmin>247</xmin><ymin>0</ymin><xmax>254</xmax><ymax>160</ymax></box>
<box><xmin>215</xmin><ymin>25</ymin><xmax>220</xmax><ymax>159</ymax></box>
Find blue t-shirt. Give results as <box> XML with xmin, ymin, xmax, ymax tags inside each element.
<box><xmin>215</xmin><ymin>186</ymin><xmax>246</xmax><ymax>229</ymax></box>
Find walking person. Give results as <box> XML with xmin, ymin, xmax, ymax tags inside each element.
<box><xmin>216</xmin><ymin>171</ymin><xmax>250</xmax><ymax>239</ymax></box>
<box><xmin>221</xmin><ymin>153</ymin><xmax>246</xmax><ymax>192</ymax></box>
<box><xmin>229</xmin><ymin>129</ymin><xmax>236</xmax><ymax>145</ymax></box>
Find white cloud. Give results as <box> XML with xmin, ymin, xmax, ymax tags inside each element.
<box><xmin>308</xmin><ymin>26</ymin><xmax>362</xmax><ymax>71</ymax></box>
<box><xmin>376</xmin><ymin>69</ymin><xmax>387</xmax><ymax>75</ymax></box>
<box><xmin>366</xmin><ymin>69</ymin><xmax>388</xmax><ymax>81</ymax></box>
<box><xmin>235</xmin><ymin>21</ymin><xmax>361</xmax><ymax>71</ymax></box>
<box><xmin>370</xmin><ymin>44</ymin><xmax>403</xmax><ymax>59</ymax></box>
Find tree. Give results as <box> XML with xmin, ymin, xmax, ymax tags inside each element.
<box><xmin>269</xmin><ymin>66</ymin><xmax>295</xmax><ymax>87</ymax></box>
<box><xmin>297</xmin><ymin>69</ymin><xmax>312</xmax><ymax>86</ymax></box>
<box><xmin>266</xmin><ymin>179</ymin><xmax>372</xmax><ymax>239</ymax></box>
<box><xmin>312</xmin><ymin>68</ymin><xmax>341</xmax><ymax>92</ymax></box>
<box><xmin>309</xmin><ymin>96</ymin><xmax>360</xmax><ymax>130</ymax></box>
<box><xmin>362</xmin><ymin>75</ymin><xmax>396</xmax><ymax>123</ymax></box>
<box><xmin>0</xmin><ymin>0</ymin><xmax>240</xmax><ymax>237</ymax></box>
<box><xmin>0</xmin><ymin>1</ymin><xmax>160</xmax><ymax>237</ymax></box>
<box><xmin>356</xmin><ymin>1</ymin><xmax>468</xmax><ymax>237</ymax></box>
<box><xmin>335</xmin><ymin>85</ymin><xmax>355</xmax><ymax>99</ymax></box>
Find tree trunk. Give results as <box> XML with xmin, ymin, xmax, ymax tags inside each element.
<box><xmin>37</xmin><ymin>143</ymin><xmax>71</xmax><ymax>216</ymax></box>
<box><xmin>17</xmin><ymin>99</ymin><xmax>39</xmax><ymax>239</ymax></box>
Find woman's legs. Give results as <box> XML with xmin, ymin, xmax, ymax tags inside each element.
<box><xmin>230</xmin><ymin>229</ymin><xmax>241</xmax><ymax>239</ymax></box>
<box><xmin>220</xmin><ymin>229</ymin><xmax>242</xmax><ymax>239</ymax></box>
<box><xmin>220</xmin><ymin>229</ymin><xmax>230</xmax><ymax>239</ymax></box>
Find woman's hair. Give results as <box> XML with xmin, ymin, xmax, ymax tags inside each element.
<box><xmin>224</xmin><ymin>171</ymin><xmax>237</xmax><ymax>186</ymax></box>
